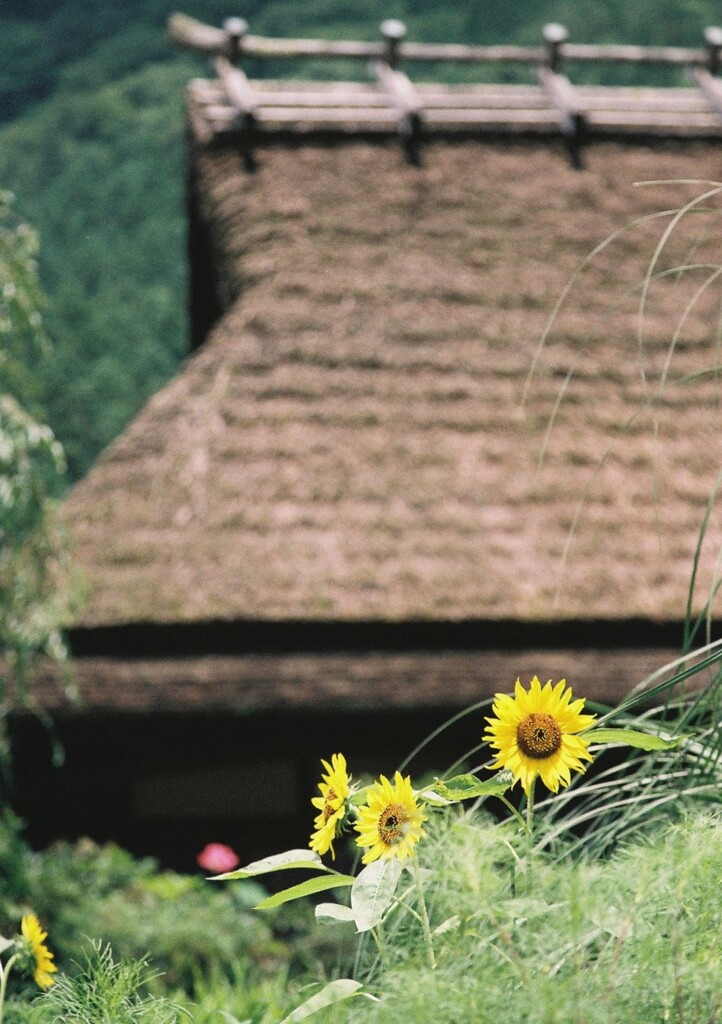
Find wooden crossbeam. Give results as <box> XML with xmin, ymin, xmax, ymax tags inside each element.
<box><xmin>169</xmin><ymin>13</ymin><xmax>227</xmax><ymax>54</ymax></box>
<box><xmin>371</xmin><ymin>60</ymin><xmax>424</xmax><ymax>163</ymax></box>
<box><xmin>214</xmin><ymin>56</ymin><xmax>256</xmax><ymax>118</ymax></box>
<box><xmin>536</xmin><ymin>67</ymin><xmax>586</xmax><ymax>168</ymax></box>
<box><xmin>536</xmin><ymin>68</ymin><xmax>586</xmax><ymax>133</ymax></box>
<box><xmin>686</xmin><ymin>28</ymin><xmax>722</xmax><ymax>128</ymax></box>
<box><xmin>689</xmin><ymin>66</ymin><xmax>722</xmax><ymax>124</ymax></box>
<box><xmin>371</xmin><ymin>61</ymin><xmax>423</xmax><ymax>120</ymax></box>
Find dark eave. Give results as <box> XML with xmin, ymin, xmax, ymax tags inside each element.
<box><xmin>65</xmin><ymin>616</ymin><xmax>699</xmax><ymax>659</ymax></box>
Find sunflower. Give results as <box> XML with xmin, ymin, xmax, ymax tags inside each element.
<box><xmin>354</xmin><ymin>771</ymin><xmax>426</xmax><ymax>864</ymax></box>
<box><xmin>309</xmin><ymin>753</ymin><xmax>351</xmax><ymax>859</ymax></box>
<box><xmin>20</xmin><ymin>913</ymin><xmax>56</xmax><ymax>990</ymax></box>
<box><xmin>484</xmin><ymin>676</ymin><xmax>596</xmax><ymax>796</ymax></box>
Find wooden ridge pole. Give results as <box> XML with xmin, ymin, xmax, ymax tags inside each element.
<box><xmin>168</xmin><ymin>13</ymin><xmax>708</xmax><ymax>67</ymax></box>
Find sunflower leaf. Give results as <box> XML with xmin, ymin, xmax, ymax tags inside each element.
<box><xmin>254</xmin><ymin>874</ymin><xmax>356</xmax><ymax>910</ymax></box>
<box><xmin>585</xmin><ymin>728</ymin><xmax>685</xmax><ymax>751</ymax></box>
<box><xmin>209</xmin><ymin>849</ymin><xmax>327</xmax><ymax>880</ymax></box>
<box><xmin>278</xmin><ymin>980</ymin><xmax>364</xmax><ymax>1024</ymax></box>
<box><xmin>423</xmin><ymin>772</ymin><xmax>512</xmax><ymax>804</ymax></box>
<box><xmin>348</xmin><ymin>785</ymin><xmax>370</xmax><ymax>807</ymax></box>
<box><xmin>351</xmin><ymin>858</ymin><xmax>403</xmax><ymax>932</ymax></box>
<box><xmin>315</xmin><ymin>902</ymin><xmax>356</xmax><ymax>924</ymax></box>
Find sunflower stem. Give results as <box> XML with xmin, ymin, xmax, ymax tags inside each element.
<box><xmin>411</xmin><ymin>855</ymin><xmax>436</xmax><ymax>970</ymax></box>
<box><xmin>369</xmin><ymin>924</ymin><xmax>387</xmax><ymax>965</ymax></box>
<box><xmin>391</xmin><ymin>895</ymin><xmax>423</xmax><ymax>925</ymax></box>
<box><xmin>525</xmin><ymin>781</ymin><xmax>536</xmax><ymax>891</ymax></box>
<box><xmin>0</xmin><ymin>954</ymin><xmax>18</xmax><ymax>1024</ymax></box>
<box><xmin>498</xmin><ymin>795</ymin><xmax>528</xmax><ymax>835</ymax></box>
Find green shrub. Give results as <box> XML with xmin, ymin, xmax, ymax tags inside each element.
<box><xmin>19</xmin><ymin>837</ymin><xmax>284</xmax><ymax>994</ymax></box>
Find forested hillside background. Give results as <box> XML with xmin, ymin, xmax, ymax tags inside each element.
<box><xmin>1</xmin><ymin>0</ymin><xmax>720</xmax><ymax>480</ymax></box>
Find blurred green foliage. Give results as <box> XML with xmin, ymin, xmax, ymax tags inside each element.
<box><xmin>0</xmin><ymin>64</ymin><xmax>193</xmax><ymax>480</ymax></box>
<box><xmin>1</xmin><ymin>1</ymin><xmax>721</xmax><ymax>479</ymax></box>
<box><xmin>0</xmin><ymin>193</ymin><xmax>70</xmax><ymax>709</ymax></box>
<box><xmin>0</xmin><ymin>192</ymin><xmax>48</xmax><ymax>410</ymax></box>
<box><xmin>21</xmin><ymin>837</ymin><xmax>280</xmax><ymax>994</ymax></box>
<box><xmin>0</xmin><ymin>812</ymin><xmax>353</xmax><ymax>1021</ymax></box>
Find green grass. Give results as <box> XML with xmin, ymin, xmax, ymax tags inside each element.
<box><xmin>6</xmin><ymin>814</ymin><xmax>720</xmax><ymax>1024</ymax></box>
<box><xmin>328</xmin><ymin>808</ymin><xmax>722</xmax><ymax>1024</ymax></box>
<box><xmin>4</xmin><ymin>943</ymin><xmax>185</xmax><ymax>1024</ymax></box>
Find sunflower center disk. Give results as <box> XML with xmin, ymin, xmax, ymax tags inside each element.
<box><xmin>378</xmin><ymin>802</ymin><xmax>409</xmax><ymax>846</ymax></box>
<box><xmin>516</xmin><ymin>712</ymin><xmax>563</xmax><ymax>760</ymax></box>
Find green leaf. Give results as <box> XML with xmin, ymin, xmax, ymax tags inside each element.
<box><xmin>348</xmin><ymin>786</ymin><xmax>370</xmax><ymax>807</ymax></box>
<box><xmin>424</xmin><ymin>771</ymin><xmax>512</xmax><ymax>804</ymax></box>
<box><xmin>351</xmin><ymin>858</ymin><xmax>403</xmax><ymax>932</ymax></box>
<box><xmin>210</xmin><ymin>849</ymin><xmax>326</xmax><ymax>880</ymax></box>
<box><xmin>315</xmin><ymin>902</ymin><xmax>356</xmax><ymax>924</ymax></box>
<box><xmin>0</xmin><ymin>935</ymin><xmax>14</xmax><ymax>954</ymax></box>
<box><xmin>254</xmin><ymin>874</ymin><xmax>356</xmax><ymax>910</ymax></box>
<box><xmin>585</xmin><ymin>728</ymin><xmax>685</xmax><ymax>751</ymax></box>
<box><xmin>279</xmin><ymin>980</ymin><xmax>363</xmax><ymax>1024</ymax></box>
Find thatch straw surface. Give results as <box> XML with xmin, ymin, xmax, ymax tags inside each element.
<box><xmin>25</xmin><ymin>648</ymin><xmax>678</xmax><ymax>713</ymax></box>
<box><xmin>64</xmin><ymin>137</ymin><xmax>722</xmax><ymax>627</ymax></box>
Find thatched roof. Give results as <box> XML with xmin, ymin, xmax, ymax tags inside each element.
<box><xmin>25</xmin><ymin>647</ymin><xmax>677</xmax><ymax>714</ymax></box>
<box><xmin>64</xmin><ymin>133</ymin><xmax>722</xmax><ymax>633</ymax></box>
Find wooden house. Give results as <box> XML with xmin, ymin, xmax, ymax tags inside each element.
<box><xmin>12</xmin><ymin>18</ymin><xmax>722</xmax><ymax>869</ymax></box>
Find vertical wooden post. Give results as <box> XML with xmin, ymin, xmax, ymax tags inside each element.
<box><xmin>375</xmin><ymin>19</ymin><xmax>423</xmax><ymax>165</ymax></box>
<box><xmin>538</xmin><ymin>22</ymin><xmax>585</xmax><ymax>170</ymax></box>
<box><xmin>220</xmin><ymin>17</ymin><xmax>256</xmax><ymax>171</ymax></box>
<box><xmin>543</xmin><ymin>22</ymin><xmax>568</xmax><ymax>73</ymax></box>
<box><xmin>704</xmin><ymin>26</ymin><xmax>722</xmax><ymax>74</ymax></box>
<box><xmin>223</xmin><ymin>17</ymin><xmax>248</xmax><ymax>61</ymax></box>
<box><xmin>376</xmin><ymin>17</ymin><xmax>405</xmax><ymax>68</ymax></box>
<box><xmin>380</xmin><ymin>18</ymin><xmax>406</xmax><ymax>69</ymax></box>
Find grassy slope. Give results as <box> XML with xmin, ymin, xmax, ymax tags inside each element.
<box><xmin>330</xmin><ymin>810</ymin><xmax>722</xmax><ymax>1024</ymax></box>
<box><xmin>7</xmin><ymin>811</ymin><xmax>722</xmax><ymax>1022</ymax></box>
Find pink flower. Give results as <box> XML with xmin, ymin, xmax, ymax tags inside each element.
<box><xmin>197</xmin><ymin>842</ymin><xmax>240</xmax><ymax>873</ymax></box>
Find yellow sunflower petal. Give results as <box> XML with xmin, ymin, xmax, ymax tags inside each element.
<box><xmin>483</xmin><ymin>677</ymin><xmax>596</xmax><ymax>796</ymax></box>
<box><xmin>20</xmin><ymin>914</ymin><xmax>56</xmax><ymax>990</ymax></box>
<box><xmin>309</xmin><ymin>753</ymin><xmax>351</xmax><ymax>860</ymax></box>
<box><xmin>354</xmin><ymin>771</ymin><xmax>426</xmax><ymax>864</ymax></box>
